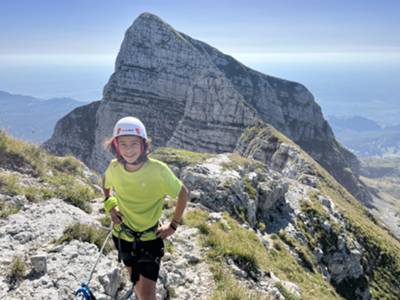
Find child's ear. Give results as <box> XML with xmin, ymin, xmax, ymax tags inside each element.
<box><xmin>144</xmin><ymin>139</ymin><xmax>152</xmax><ymax>154</ymax></box>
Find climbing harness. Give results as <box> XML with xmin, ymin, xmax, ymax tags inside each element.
<box><xmin>117</xmin><ymin>222</ymin><xmax>164</xmax><ymax>286</ymax></box>
<box><xmin>116</xmin><ymin>222</ymin><xmax>159</xmax><ymax>263</ymax></box>
<box><xmin>74</xmin><ymin>228</ymin><xmax>113</xmax><ymax>300</ymax></box>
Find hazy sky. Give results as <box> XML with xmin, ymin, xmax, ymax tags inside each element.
<box><xmin>1</xmin><ymin>0</ymin><xmax>399</xmax><ymax>57</ymax></box>
<box><xmin>0</xmin><ymin>1</ymin><xmax>399</xmax><ymax>125</ymax></box>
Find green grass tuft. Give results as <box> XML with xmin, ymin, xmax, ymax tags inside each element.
<box><xmin>208</xmin><ymin>263</ymin><xmax>272</xmax><ymax>300</ymax></box>
<box><xmin>0</xmin><ymin>173</ymin><xmax>23</xmax><ymax>196</ymax></box>
<box><xmin>43</xmin><ymin>174</ymin><xmax>96</xmax><ymax>213</ymax></box>
<box><xmin>58</xmin><ymin>222</ymin><xmax>113</xmax><ymax>253</ymax></box>
<box><xmin>275</xmin><ymin>282</ymin><xmax>299</xmax><ymax>300</ymax></box>
<box><xmin>0</xmin><ymin>201</ymin><xmax>20</xmax><ymax>218</ymax></box>
<box><xmin>0</xmin><ymin>130</ymin><xmax>46</xmax><ymax>176</ymax></box>
<box><xmin>7</xmin><ymin>255</ymin><xmax>26</xmax><ymax>284</ymax></box>
<box><xmin>243</xmin><ymin>177</ymin><xmax>257</xmax><ymax>200</ymax></box>
<box><xmin>48</xmin><ymin>155</ymin><xmax>84</xmax><ymax>176</ymax></box>
<box><xmin>151</xmin><ymin>147</ymin><xmax>212</xmax><ymax>168</ymax></box>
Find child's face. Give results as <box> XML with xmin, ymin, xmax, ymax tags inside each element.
<box><xmin>117</xmin><ymin>135</ymin><xmax>143</xmax><ymax>163</ymax></box>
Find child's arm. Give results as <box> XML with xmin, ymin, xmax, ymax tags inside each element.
<box><xmin>157</xmin><ymin>185</ymin><xmax>189</xmax><ymax>239</ymax></box>
<box><xmin>171</xmin><ymin>185</ymin><xmax>189</xmax><ymax>224</ymax></box>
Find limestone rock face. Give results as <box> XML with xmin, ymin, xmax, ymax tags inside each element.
<box><xmin>88</xmin><ymin>12</ymin><xmax>258</xmax><ymax>172</ymax></box>
<box><xmin>235</xmin><ymin>122</ymin><xmax>371</xmax><ymax>203</ymax></box>
<box><xmin>44</xmin><ymin>12</ymin><xmax>367</xmax><ymax>202</ymax></box>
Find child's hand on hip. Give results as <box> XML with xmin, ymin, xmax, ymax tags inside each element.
<box><xmin>110</xmin><ymin>207</ymin><xmax>123</xmax><ymax>225</ymax></box>
<box><xmin>156</xmin><ymin>223</ymin><xmax>175</xmax><ymax>239</ymax></box>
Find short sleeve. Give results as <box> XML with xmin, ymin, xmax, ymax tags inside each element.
<box><xmin>103</xmin><ymin>163</ymin><xmax>114</xmax><ymax>189</ymax></box>
<box><xmin>161</xmin><ymin>164</ymin><xmax>183</xmax><ymax>198</ymax></box>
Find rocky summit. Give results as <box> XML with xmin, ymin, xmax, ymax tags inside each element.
<box><xmin>2</xmin><ymin>130</ymin><xmax>400</xmax><ymax>300</ymax></box>
<box><xmin>44</xmin><ymin>12</ymin><xmax>368</xmax><ymax>204</ymax></box>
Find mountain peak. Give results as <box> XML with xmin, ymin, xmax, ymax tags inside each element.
<box><xmin>50</xmin><ymin>12</ymin><xmax>369</xmax><ymax>205</ymax></box>
<box><xmin>129</xmin><ymin>12</ymin><xmax>176</xmax><ymax>35</ymax></box>
<box><xmin>135</xmin><ymin>12</ymin><xmax>167</xmax><ymax>24</ymax></box>
<box><xmin>114</xmin><ymin>12</ymin><xmax>189</xmax><ymax>74</ymax></box>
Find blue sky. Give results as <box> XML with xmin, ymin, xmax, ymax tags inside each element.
<box><xmin>1</xmin><ymin>0</ymin><xmax>399</xmax><ymax>57</ymax></box>
<box><xmin>1</xmin><ymin>0</ymin><xmax>399</xmax><ymax>125</ymax></box>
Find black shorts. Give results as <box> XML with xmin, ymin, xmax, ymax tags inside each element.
<box><xmin>112</xmin><ymin>235</ymin><xmax>164</xmax><ymax>284</ymax></box>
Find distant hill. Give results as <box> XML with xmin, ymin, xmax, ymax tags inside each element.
<box><xmin>328</xmin><ymin>115</ymin><xmax>400</xmax><ymax>157</ymax></box>
<box><xmin>328</xmin><ymin>115</ymin><xmax>382</xmax><ymax>132</ymax></box>
<box><xmin>0</xmin><ymin>90</ymin><xmax>84</xmax><ymax>143</ymax></box>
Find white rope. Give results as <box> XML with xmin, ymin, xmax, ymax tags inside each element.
<box><xmin>86</xmin><ymin>229</ymin><xmax>113</xmax><ymax>285</ymax></box>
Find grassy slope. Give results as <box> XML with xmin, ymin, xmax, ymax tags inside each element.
<box><xmin>266</xmin><ymin>126</ymin><xmax>400</xmax><ymax>299</ymax></box>
<box><xmin>184</xmin><ymin>210</ymin><xmax>340</xmax><ymax>300</ymax></box>
<box><xmin>0</xmin><ymin>130</ymin><xmax>101</xmax><ymax>214</ymax></box>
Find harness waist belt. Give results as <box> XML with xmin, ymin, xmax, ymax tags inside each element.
<box><xmin>116</xmin><ymin>222</ymin><xmax>159</xmax><ymax>262</ymax></box>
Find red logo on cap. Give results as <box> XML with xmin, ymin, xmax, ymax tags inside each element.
<box><xmin>135</xmin><ymin>128</ymin><xmax>141</xmax><ymax>134</ymax></box>
<box><xmin>117</xmin><ymin>128</ymin><xmax>121</xmax><ymax>135</ymax></box>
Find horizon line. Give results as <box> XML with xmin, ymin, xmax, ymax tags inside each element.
<box><xmin>1</xmin><ymin>51</ymin><xmax>399</xmax><ymax>64</ymax></box>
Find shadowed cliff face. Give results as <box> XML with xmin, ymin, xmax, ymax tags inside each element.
<box><xmin>43</xmin><ymin>12</ymin><xmax>369</xmax><ymax>203</ymax></box>
<box><xmin>44</xmin><ymin>101</ymin><xmax>101</xmax><ymax>165</ymax></box>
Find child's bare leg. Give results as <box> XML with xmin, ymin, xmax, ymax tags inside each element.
<box><xmin>134</xmin><ymin>275</ymin><xmax>157</xmax><ymax>300</ymax></box>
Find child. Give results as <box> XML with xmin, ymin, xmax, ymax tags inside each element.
<box><xmin>102</xmin><ymin>116</ymin><xmax>189</xmax><ymax>300</ymax></box>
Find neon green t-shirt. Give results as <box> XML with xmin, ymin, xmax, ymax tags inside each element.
<box><xmin>104</xmin><ymin>158</ymin><xmax>183</xmax><ymax>241</ymax></box>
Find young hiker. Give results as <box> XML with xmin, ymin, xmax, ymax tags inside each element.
<box><xmin>102</xmin><ymin>116</ymin><xmax>189</xmax><ymax>300</ymax></box>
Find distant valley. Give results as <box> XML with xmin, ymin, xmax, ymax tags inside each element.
<box><xmin>0</xmin><ymin>90</ymin><xmax>84</xmax><ymax>143</ymax></box>
<box><xmin>360</xmin><ymin>156</ymin><xmax>400</xmax><ymax>238</ymax></box>
<box><xmin>328</xmin><ymin>115</ymin><xmax>400</xmax><ymax>157</ymax></box>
